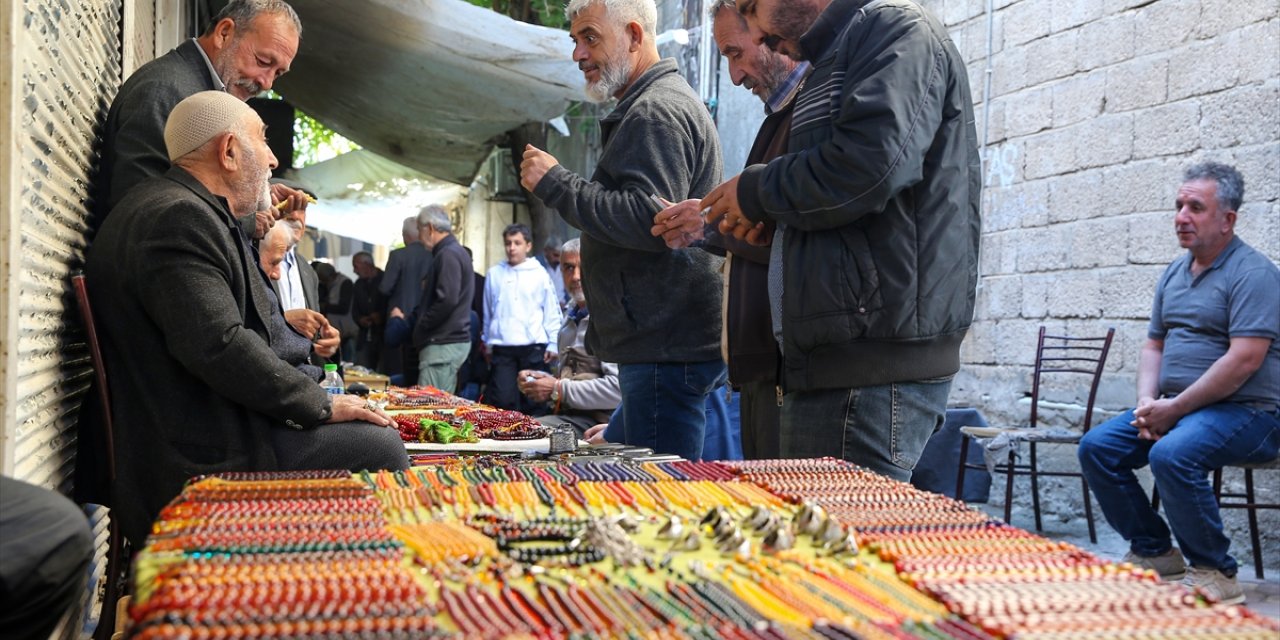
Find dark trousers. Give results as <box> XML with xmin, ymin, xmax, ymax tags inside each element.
<box><xmin>487</xmin><ymin>344</ymin><xmax>549</xmax><ymax>411</ymax></box>
<box><xmin>739</xmin><ymin>380</ymin><xmax>782</xmax><ymax>459</ymax></box>
<box><xmin>270</xmin><ymin>421</ymin><xmax>410</xmax><ymax>472</ymax></box>
<box><xmin>0</xmin><ymin>476</ymin><xmax>93</xmax><ymax>640</ymax></box>
<box><xmin>354</xmin><ymin>329</ymin><xmax>382</xmax><ymax>370</ymax></box>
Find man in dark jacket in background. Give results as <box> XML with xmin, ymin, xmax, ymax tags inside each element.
<box><xmin>654</xmin><ymin>0</ymin><xmax>805</xmax><ymax>459</ymax></box>
<box><xmin>520</xmin><ymin>0</ymin><xmax>725</xmax><ymax>461</ymax></box>
<box><xmin>351</xmin><ymin>252</ymin><xmax>386</xmax><ymax>370</ymax></box>
<box><xmin>380</xmin><ymin>216</ymin><xmax>433</xmax><ymax>379</ymax></box>
<box><xmin>702</xmin><ymin>0</ymin><xmax>981</xmax><ymax>480</ymax></box>
<box><xmin>405</xmin><ymin>205</ymin><xmax>474</xmax><ymax>392</ymax></box>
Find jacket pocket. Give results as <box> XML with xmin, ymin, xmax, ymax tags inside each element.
<box><xmin>784</xmin><ymin>226</ymin><xmax>882</xmax><ymax>353</ymax></box>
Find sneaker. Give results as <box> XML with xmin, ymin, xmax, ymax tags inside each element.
<box><xmin>1181</xmin><ymin>566</ymin><xmax>1245</xmax><ymax>605</ymax></box>
<box><xmin>1122</xmin><ymin>548</ymin><xmax>1186</xmax><ymax>580</ymax></box>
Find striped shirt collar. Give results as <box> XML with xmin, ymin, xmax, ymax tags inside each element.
<box><xmin>766</xmin><ymin>62</ymin><xmax>811</xmax><ymax>115</ymax></box>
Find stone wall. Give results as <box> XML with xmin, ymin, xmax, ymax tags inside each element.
<box><xmin>916</xmin><ymin>0</ymin><xmax>1278</xmax><ymax>564</ymax></box>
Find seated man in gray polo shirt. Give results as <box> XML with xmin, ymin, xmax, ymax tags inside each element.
<box><xmin>1078</xmin><ymin>162</ymin><xmax>1279</xmax><ymax>605</ymax></box>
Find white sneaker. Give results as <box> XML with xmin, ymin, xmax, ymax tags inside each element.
<box><xmin>1181</xmin><ymin>566</ymin><xmax>1246</xmax><ymax>605</ymax></box>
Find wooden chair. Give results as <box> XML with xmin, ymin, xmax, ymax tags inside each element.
<box><xmin>955</xmin><ymin>326</ymin><xmax>1115</xmax><ymax>543</ymax></box>
<box><xmin>1152</xmin><ymin>457</ymin><xmax>1280</xmax><ymax>579</ymax></box>
<box><xmin>71</xmin><ymin>273</ymin><xmax>129</xmax><ymax>639</ymax></box>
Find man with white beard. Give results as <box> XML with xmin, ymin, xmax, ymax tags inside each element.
<box><xmin>85</xmin><ymin>91</ymin><xmax>408</xmax><ymax>551</ymax></box>
<box><xmin>519</xmin><ymin>0</ymin><xmax>726</xmax><ymax>462</ymax></box>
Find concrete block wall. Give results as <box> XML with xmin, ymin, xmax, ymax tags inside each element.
<box><xmin>918</xmin><ymin>0</ymin><xmax>1279</xmax><ymax>562</ymax></box>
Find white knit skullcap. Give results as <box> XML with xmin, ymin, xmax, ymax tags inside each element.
<box><xmin>163</xmin><ymin>90</ymin><xmax>256</xmax><ymax>161</ymax></box>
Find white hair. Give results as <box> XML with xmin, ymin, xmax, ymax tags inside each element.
<box><xmin>264</xmin><ymin>218</ymin><xmax>296</xmax><ymax>250</ymax></box>
<box><xmin>566</xmin><ymin>0</ymin><xmax>657</xmax><ymax>37</ymax></box>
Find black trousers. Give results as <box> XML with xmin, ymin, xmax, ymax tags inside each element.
<box><xmin>487</xmin><ymin>344</ymin><xmax>549</xmax><ymax>412</ymax></box>
<box><xmin>0</xmin><ymin>476</ymin><xmax>93</xmax><ymax>640</ymax></box>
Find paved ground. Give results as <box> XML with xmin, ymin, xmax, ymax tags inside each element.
<box><xmin>970</xmin><ymin>502</ymin><xmax>1280</xmax><ymax>621</ymax></box>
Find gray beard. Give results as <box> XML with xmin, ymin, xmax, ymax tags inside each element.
<box><xmin>585</xmin><ymin>56</ymin><xmax>634</xmax><ymax>103</ymax></box>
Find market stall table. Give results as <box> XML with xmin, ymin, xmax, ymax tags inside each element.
<box><xmin>120</xmin><ymin>456</ymin><xmax>1279</xmax><ymax>639</ymax></box>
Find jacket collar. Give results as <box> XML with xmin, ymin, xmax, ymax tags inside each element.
<box><xmin>185</xmin><ymin>38</ymin><xmax>227</xmax><ymax>92</ymax></box>
<box><xmin>432</xmin><ymin>233</ymin><xmax>459</xmax><ymax>255</ymax></box>
<box><xmin>602</xmin><ymin>58</ymin><xmax>679</xmax><ymax>125</ymax></box>
<box><xmin>799</xmin><ymin>0</ymin><xmax>871</xmax><ymax>62</ymax></box>
<box><xmin>163</xmin><ymin>166</ymin><xmax>239</xmax><ymax>228</ymax></box>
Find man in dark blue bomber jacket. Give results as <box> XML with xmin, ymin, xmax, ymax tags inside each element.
<box><xmin>703</xmin><ymin>0</ymin><xmax>981</xmax><ymax>480</ymax></box>
<box><xmin>519</xmin><ymin>0</ymin><xmax>726</xmax><ymax>461</ymax></box>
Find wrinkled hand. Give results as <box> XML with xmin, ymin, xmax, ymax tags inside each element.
<box><xmin>327</xmin><ymin>393</ymin><xmax>393</xmax><ymax>427</ymax></box>
<box><xmin>271</xmin><ymin>183</ymin><xmax>311</xmax><ymax>217</ymax></box>
<box><xmin>650</xmin><ymin>199</ymin><xmax>707</xmax><ymax>249</ymax></box>
<box><xmin>252</xmin><ymin>210</ymin><xmax>275</xmax><ymax>239</ymax></box>
<box><xmin>544</xmin><ymin>350</ymin><xmax>558</xmax><ymax>364</ymax></box>
<box><xmin>517</xmin><ymin>370</ymin><xmax>556</xmax><ymax>403</ymax></box>
<box><xmin>313</xmin><ymin>324</ymin><xmax>340</xmax><ymax>358</ymax></box>
<box><xmin>1132</xmin><ymin>397</ymin><xmax>1181</xmax><ymax>441</ymax></box>
<box><xmin>520</xmin><ymin>144</ymin><xmax>560</xmax><ymax>192</ymax></box>
<box><xmin>285</xmin><ymin>309</ymin><xmax>329</xmax><ymax>341</ymax></box>
<box><xmin>583</xmin><ymin>423</ymin><xmax>608</xmax><ymax>445</ymax></box>
<box><xmin>701</xmin><ymin>175</ymin><xmax>768</xmax><ymax>246</ymax></box>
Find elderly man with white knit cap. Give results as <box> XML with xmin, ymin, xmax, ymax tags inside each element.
<box><xmin>84</xmin><ymin>91</ymin><xmax>410</xmax><ymax>552</ymax></box>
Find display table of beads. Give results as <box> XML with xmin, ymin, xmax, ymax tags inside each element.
<box><xmin>125</xmin><ymin>458</ymin><xmax>1278</xmax><ymax>639</ymax></box>
<box><xmin>382</xmin><ymin>385</ymin><xmax>569</xmax><ymax>453</ymax></box>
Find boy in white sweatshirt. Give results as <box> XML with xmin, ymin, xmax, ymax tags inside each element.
<box><xmin>482</xmin><ymin>223</ymin><xmax>563</xmax><ymax>410</ymax></box>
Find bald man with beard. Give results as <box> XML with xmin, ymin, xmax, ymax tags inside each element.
<box><xmin>85</xmin><ymin>91</ymin><xmax>408</xmax><ymax>551</ymax></box>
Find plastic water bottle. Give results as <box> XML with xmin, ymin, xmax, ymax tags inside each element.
<box><xmin>321</xmin><ymin>363</ymin><xmax>345</xmax><ymax>396</ymax></box>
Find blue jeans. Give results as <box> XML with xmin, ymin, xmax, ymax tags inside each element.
<box><xmin>780</xmin><ymin>378</ymin><xmax>952</xmax><ymax>481</ymax></box>
<box><xmin>700</xmin><ymin>385</ymin><xmax>742</xmax><ymax>461</ymax></box>
<box><xmin>614</xmin><ymin>360</ymin><xmax>727</xmax><ymax>460</ymax></box>
<box><xmin>1078</xmin><ymin>403</ymin><xmax>1279</xmax><ymax>574</ymax></box>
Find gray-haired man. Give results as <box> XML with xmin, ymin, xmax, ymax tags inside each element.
<box><xmin>519</xmin><ymin>0</ymin><xmax>725</xmax><ymax>461</ymax></box>
<box><xmin>98</xmin><ymin>0</ymin><xmax>309</xmax><ymax>221</ymax></box>
<box><xmin>1079</xmin><ymin>162</ymin><xmax>1279</xmax><ymax>605</ymax></box>
<box><xmin>407</xmin><ymin>205</ymin><xmax>475</xmax><ymax>391</ymax></box>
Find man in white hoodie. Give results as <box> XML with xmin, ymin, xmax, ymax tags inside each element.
<box><xmin>483</xmin><ymin>223</ymin><xmax>563</xmax><ymax>411</ymax></box>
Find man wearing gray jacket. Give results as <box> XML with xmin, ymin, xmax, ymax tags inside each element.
<box><xmin>520</xmin><ymin>239</ymin><xmax>622</xmax><ymax>437</ymax></box>
<box><xmin>703</xmin><ymin>0</ymin><xmax>981</xmax><ymax>480</ymax></box>
<box><xmin>520</xmin><ymin>0</ymin><xmax>724</xmax><ymax>461</ymax></box>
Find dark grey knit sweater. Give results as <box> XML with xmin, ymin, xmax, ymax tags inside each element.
<box><xmin>533</xmin><ymin>59</ymin><xmax>724</xmax><ymax>364</ymax></box>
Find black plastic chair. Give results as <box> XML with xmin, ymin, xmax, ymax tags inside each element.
<box><xmin>955</xmin><ymin>326</ymin><xmax>1115</xmax><ymax>543</ymax></box>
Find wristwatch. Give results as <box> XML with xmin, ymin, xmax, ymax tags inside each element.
<box><xmin>550</xmin><ymin>380</ymin><xmax>561</xmax><ymax>403</ymax></box>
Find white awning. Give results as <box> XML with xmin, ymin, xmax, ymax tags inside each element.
<box><xmin>275</xmin><ymin>0</ymin><xmax>585</xmax><ymax>186</ymax></box>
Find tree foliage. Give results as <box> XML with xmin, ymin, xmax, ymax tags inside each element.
<box><xmin>466</xmin><ymin>0</ymin><xmax>568</xmax><ymax>30</ymax></box>
<box><xmin>294</xmin><ymin>109</ymin><xmax>360</xmax><ymax>168</ymax></box>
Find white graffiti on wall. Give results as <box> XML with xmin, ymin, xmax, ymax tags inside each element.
<box><xmin>985</xmin><ymin>144</ymin><xmax>1020</xmax><ymax>188</ymax></box>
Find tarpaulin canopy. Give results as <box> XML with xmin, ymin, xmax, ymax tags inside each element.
<box><xmin>275</xmin><ymin>0</ymin><xmax>585</xmax><ymax>186</ymax></box>
<box><xmin>281</xmin><ymin>150</ymin><xmax>465</xmax><ymax>246</ymax></box>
